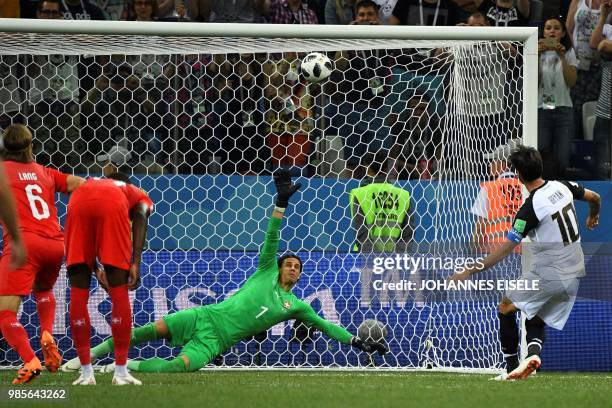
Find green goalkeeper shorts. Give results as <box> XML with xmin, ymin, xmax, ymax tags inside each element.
<box><xmin>163</xmin><ymin>307</ymin><xmax>223</xmax><ymax>371</ymax></box>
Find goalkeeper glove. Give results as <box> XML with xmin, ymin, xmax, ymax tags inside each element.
<box><xmin>351</xmin><ymin>337</ymin><xmax>388</xmax><ymax>356</ymax></box>
<box><xmin>274</xmin><ymin>169</ymin><xmax>301</xmax><ymax>208</ymax></box>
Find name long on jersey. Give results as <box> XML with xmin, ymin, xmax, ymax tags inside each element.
<box><xmin>509</xmin><ymin>180</ymin><xmax>586</xmax><ymax>280</ymax></box>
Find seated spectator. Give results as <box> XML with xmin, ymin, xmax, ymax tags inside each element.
<box><xmin>589</xmin><ymin>0</ymin><xmax>612</xmax><ymax>179</ymax></box>
<box><xmin>350</xmin><ymin>0</ymin><xmax>379</xmax><ymax>23</ymax></box>
<box><xmin>456</xmin><ymin>9</ymin><xmax>488</xmax><ymax>26</ymax></box>
<box><xmin>388</xmin><ymin>0</ymin><xmax>460</xmax><ymax>26</ymax></box>
<box><xmin>389</xmin><ymin>93</ymin><xmax>440</xmax><ymax>180</ymax></box>
<box><xmin>26</xmin><ymin>0</ymin><xmax>84</xmax><ymax>172</ymax></box>
<box><xmin>451</xmin><ymin>0</ymin><xmax>479</xmax><ymax>22</ymax></box>
<box><xmin>264</xmin><ymin>0</ymin><xmax>318</xmax><ymax>23</ymax></box>
<box><xmin>325</xmin><ymin>0</ymin><xmax>355</xmax><ymax>24</ymax></box>
<box><xmin>538</xmin><ymin>17</ymin><xmax>578</xmax><ymax>178</ymax></box>
<box><xmin>374</xmin><ymin>0</ymin><xmax>397</xmax><ymax>24</ymax></box>
<box><xmin>59</xmin><ymin>0</ymin><xmax>106</xmax><ymax>19</ymax></box>
<box><xmin>567</xmin><ymin>0</ymin><xmax>609</xmax><ymax>139</ymax></box>
<box><xmin>156</xmin><ymin>0</ymin><xmax>189</xmax><ymax>20</ymax></box>
<box><xmin>263</xmin><ymin>53</ymin><xmax>314</xmax><ymax>175</ymax></box>
<box><xmin>478</xmin><ymin>0</ymin><xmax>529</xmax><ymax>27</ymax></box>
<box><xmin>91</xmin><ymin>0</ymin><xmax>126</xmax><ymax>20</ymax></box>
<box><xmin>0</xmin><ymin>56</ymin><xmax>25</xmax><ymax>132</ymax></box>
<box><xmin>124</xmin><ymin>0</ymin><xmax>160</xmax><ymax>20</ymax></box>
<box><xmin>97</xmin><ymin>145</ymin><xmax>133</xmax><ymax>176</ymax></box>
<box><xmin>200</xmin><ymin>0</ymin><xmax>266</xmax><ymax>22</ymax></box>
<box><xmin>327</xmin><ymin>1</ymin><xmax>391</xmax><ymax>178</ymax></box>
<box><xmin>449</xmin><ymin>12</ymin><xmax>517</xmax><ymax>178</ymax></box>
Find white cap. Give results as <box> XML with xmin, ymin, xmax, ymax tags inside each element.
<box><xmin>97</xmin><ymin>145</ymin><xmax>132</xmax><ymax>166</ymax></box>
<box><xmin>483</xmin><ymin>139</ymin><xmax>520</xmax><ymax>161</ymax></box>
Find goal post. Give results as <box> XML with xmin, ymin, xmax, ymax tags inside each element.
<box><xmin>0</xmin><ymin>19</ymin><xmax>538</xmax><ymax>372</ymax></box>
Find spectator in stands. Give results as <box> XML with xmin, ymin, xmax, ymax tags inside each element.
<box><xmin>538</xmin><ymin>16</ymin><xmax>578</xmax><ymax>178</ymax></box>
<box><xmin>374</xmin><ymin>0</ymin><xmax>397</xmax><ymax>24</ymax></box>
<box><xmin>27</xmin><ymin>0</ymin><xmax>84</xmax><ymax>172</ymax></box>
<box><xmin>169</xmin><ymin>54</ymin><xmax>222</xmax><ymax>174</ymax></box>
<box><xmin>448</xmin><ymin>12</ymin><xmax>517</xmax><ymax>178</ymax></box>
<box><xmin>264</xmin><ymin>0</ymin><xmax>318</xmax><ymax>23</ymax></box>
<box><xmin>124</xmin><ymin>0</ymin><xmax>159</xmax><ymax>21</ymax></box>
<box><xmin>91</xmin><ymin>0</ymin><xmax>126</xmax><ymax>20</ymax></box>
<box><xmin>199</xmin><ymin>0</ymin><xmax>265</xmax><ymax>22</ymax></box>
<box><xmin>388</xmin><ymin>0</ymin><xmax>460</xmax><ymax>26</ymax></box>
<box><xmin>478</xmin><ymin>0</ymin><xmax>530</xmax><ymax>26</ymax></box>
<box><xmin>156</xmin><ymin>0</ymin><xmax>189</xmax><ymax>20</ymax></box>
<box><xmin>97</xmin><ymin>145</ymin><xmax>133</xmax><ymax>176</ymax></box>
<box><xmin>589</xmin><ymin>0</ymin><xmax>612</xmax><ymax>179</ymax></box>
<box><xmin>59</xmin><ymin>0</ymin><xmax>106</xmax><ymax>19</ymax></box>
<box><xmin>36</xmin><ymin>0</ymin><xmax>63</xmax><ymax>18</ymax></box>
<box><xmin>451</xmin><ymin>0</ymin><xmax>479</xmax><ymax>23</ymax></box>
<box><xmin>389</xmin><ymin>93</ymin><xmax>440</xmax><ymax>180</ymax></box>
<box><xmin>456</xmin><ymin>9</ymin><xmax>488</xmax><ymax>25</ymax></box>
<box><xmin>207</xmin><ymin>54</ymin><xmax>267</xmax><ymax>175</ymax></box>
<box><xmin>263</xmin><ymin>53</ymin><xmax>313</xmax><ymax>175</ymax></box>
<box><xmin>325</xmin><ymin>0</ymin><xmax>355</xmax><ymax>24</ymax></box>
<box><xmin>566</xmin><ymin>0</ymin><xmax>608</xmax><ymax>138</ymax></box>
<box><xmin>327</xmin><ymin>1</ymin><xmax>391</xmax><ymax>178</ymax></box>
<box><xmin>0</xmin><ymin>55</ymin><xmax>25</xmax><ymax>132</ymax></box>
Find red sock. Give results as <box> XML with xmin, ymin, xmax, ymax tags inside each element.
<box><xmin>69</xmin><ymin>287</ymin><xmax>91</xmax><ymax>365</ymax></box>
<box><xmin>0</xmin><ymin>310</ymin><xmax>36</xmax><ymax>363</ymax></box>
<box><xmin>108</xmin><ymin>285</ymin><xmax>132</xmax><ymax>366</ymax></box>
<box><xmin>34</xmin><ymin>290</ymin><xmax>56</xmax><ymax>335</ymax></box>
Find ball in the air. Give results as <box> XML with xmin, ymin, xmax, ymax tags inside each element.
<box><xmin>299</xmin><ymin>52</ymin><xmax>333</xmax><ymax>83</ymax></box>
<box><xmin>357</xmin><ymin>319</ymin><xmax>388</xmax><ymax>342</ymax></box>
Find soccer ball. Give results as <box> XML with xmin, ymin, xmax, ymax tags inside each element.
<box><xmin>299</xmin><ymin>52</ymin><xmax>333</xmax><ymax>83</ymax></box>
<box><xmin>358</xmin><ymin>319</ymin><xmax>388</xmax><ymax>342</ymax></box>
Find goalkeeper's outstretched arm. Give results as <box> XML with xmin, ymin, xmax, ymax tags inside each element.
<box><xmin>256</xmin><ymin>169</ymin><xmax>302</xmax><ymax>272</ymax></box>
<box><xmin>294</xmin><ymin>302</ymin><xmax>388</xmax><ymax>355</ymax></box>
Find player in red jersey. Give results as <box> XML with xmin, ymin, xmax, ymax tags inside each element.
<box><xmin>0</xmin><ymin>161</ymin><xmax>26</xmax><ymax>270</ymax></box>
<box><xmin>65</xmin><ymin>172</ymin><xmax>153</xmax><ymax>386</ymax></box>
<box><xmin>0</xmin><ymin>124</ymin><xmax>85</xmax><ymax>384</ymax></box>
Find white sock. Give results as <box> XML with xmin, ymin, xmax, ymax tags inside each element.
<box><xmin>115</xmin><ymin>364</ymin><xmax>128</xmax><ymax>377</ymax></box>
<box><xmin>81</xmin><ymin>364</ymin><xmax>94</xmax><ymax>377</ymax></box>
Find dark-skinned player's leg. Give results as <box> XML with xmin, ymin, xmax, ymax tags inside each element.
<box><xmin>104</xmin><ymin>265</ymin><xmax>137</xmax><ymax>383</ymax></box>
<box><xmin>67</xmin><ymin>263</ymin><xmax>95</xmax><ymax>384</ymax></box>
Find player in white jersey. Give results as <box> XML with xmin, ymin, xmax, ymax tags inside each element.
<box><xmin>451</xmin><ymin>145</ymin><xmax>601</xmax><ymax>380</ymax></box>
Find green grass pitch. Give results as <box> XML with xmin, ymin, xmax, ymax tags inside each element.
<box><xmin>0</xmin><ymin>370</ymin><xmax>610</xmax><ymax>407</ymax></box>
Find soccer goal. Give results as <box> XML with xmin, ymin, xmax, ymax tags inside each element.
<box><xmin>0</xmin><ymin>19</ymin><xmax>537</xmax><ymax>372</ymax></box>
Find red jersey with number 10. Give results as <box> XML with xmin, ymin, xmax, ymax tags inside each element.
<box><xmin>2</xmin><ymin>161</ymin><xmax>68</xmax><ymax>246</ymax></box>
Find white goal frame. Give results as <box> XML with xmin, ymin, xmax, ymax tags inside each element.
<box><xmin>0</xmin><ymin>18</ymin><xmax>538</xmax><ymax>151</ymax></box>
<box><xmin>0</xmin><ymin>19</ymin><xmax>538</xmax><ymax>373</ymax></box>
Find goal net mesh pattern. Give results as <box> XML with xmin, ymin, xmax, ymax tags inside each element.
<box><xmin>0</xmin><ymin>31</ymin><xmax>525</xmax><ymax>371</ymax></box>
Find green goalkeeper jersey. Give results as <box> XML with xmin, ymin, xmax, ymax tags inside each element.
<box><xmin>201</xmin><ymin>216</ymin><xmax>354</xmax><ymax>351</ymax></box>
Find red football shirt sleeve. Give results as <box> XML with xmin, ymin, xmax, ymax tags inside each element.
<box><xmin>126</xmin><ymin>185</ymin><xmax>154</xmax><ymax>216</ymax></box>
<box><xmin>46</xmin><ymin>167</ymin><xmax>69</xmax><ymax>194</ymax></box>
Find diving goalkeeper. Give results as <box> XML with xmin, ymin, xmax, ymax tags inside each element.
<box><xmin>64</xmin><ymin>170</ymin><xmax>387</xmax><ymax>376</ymax></box>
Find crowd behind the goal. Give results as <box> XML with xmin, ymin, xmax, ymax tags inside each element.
<box><xmin>0</xmin><ymin>0</ymin><xmax>610</xmax><ymax>180</ymax></box>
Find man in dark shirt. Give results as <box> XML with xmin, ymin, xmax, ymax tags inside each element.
<box><xmin>477</xmin><ymin>0</ymin><xmax>529</xmax><ymax>27</ymax></box>
<box><xmin>389</xmin><ymin>0</ymin><xmax>460</xmax><ymax>26</ymax></box>
<box><xmin>59</xmin><ymin>0</ymin><xmax>106</xmax><ymax>20</ymax></box>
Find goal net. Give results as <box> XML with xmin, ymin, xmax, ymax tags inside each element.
<box><xmin>0</xmin><ymin>21</ymin><xmax>537</xmax><ymax>371</ymax></box>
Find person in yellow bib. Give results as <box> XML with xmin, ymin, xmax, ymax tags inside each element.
<box><xmin>349</xmin><ymin>153</ymin><xmax>415</xmax><ymax>307</ymax></box>
<box><xmin>471</xmin><ymin>141</ymin><xmax>523</xmax><ymax>253</ymax></box>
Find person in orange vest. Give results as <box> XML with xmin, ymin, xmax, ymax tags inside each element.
<box><xmin>471</xmin><ymin>141</ymin><xmax>523</xmax><ymax>252</ymax></box>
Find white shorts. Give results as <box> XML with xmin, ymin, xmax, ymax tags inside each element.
<box><xmin>506</xmin><ymin>277</ymin><xmax>579</xmax><ymax>330</ymax></box>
